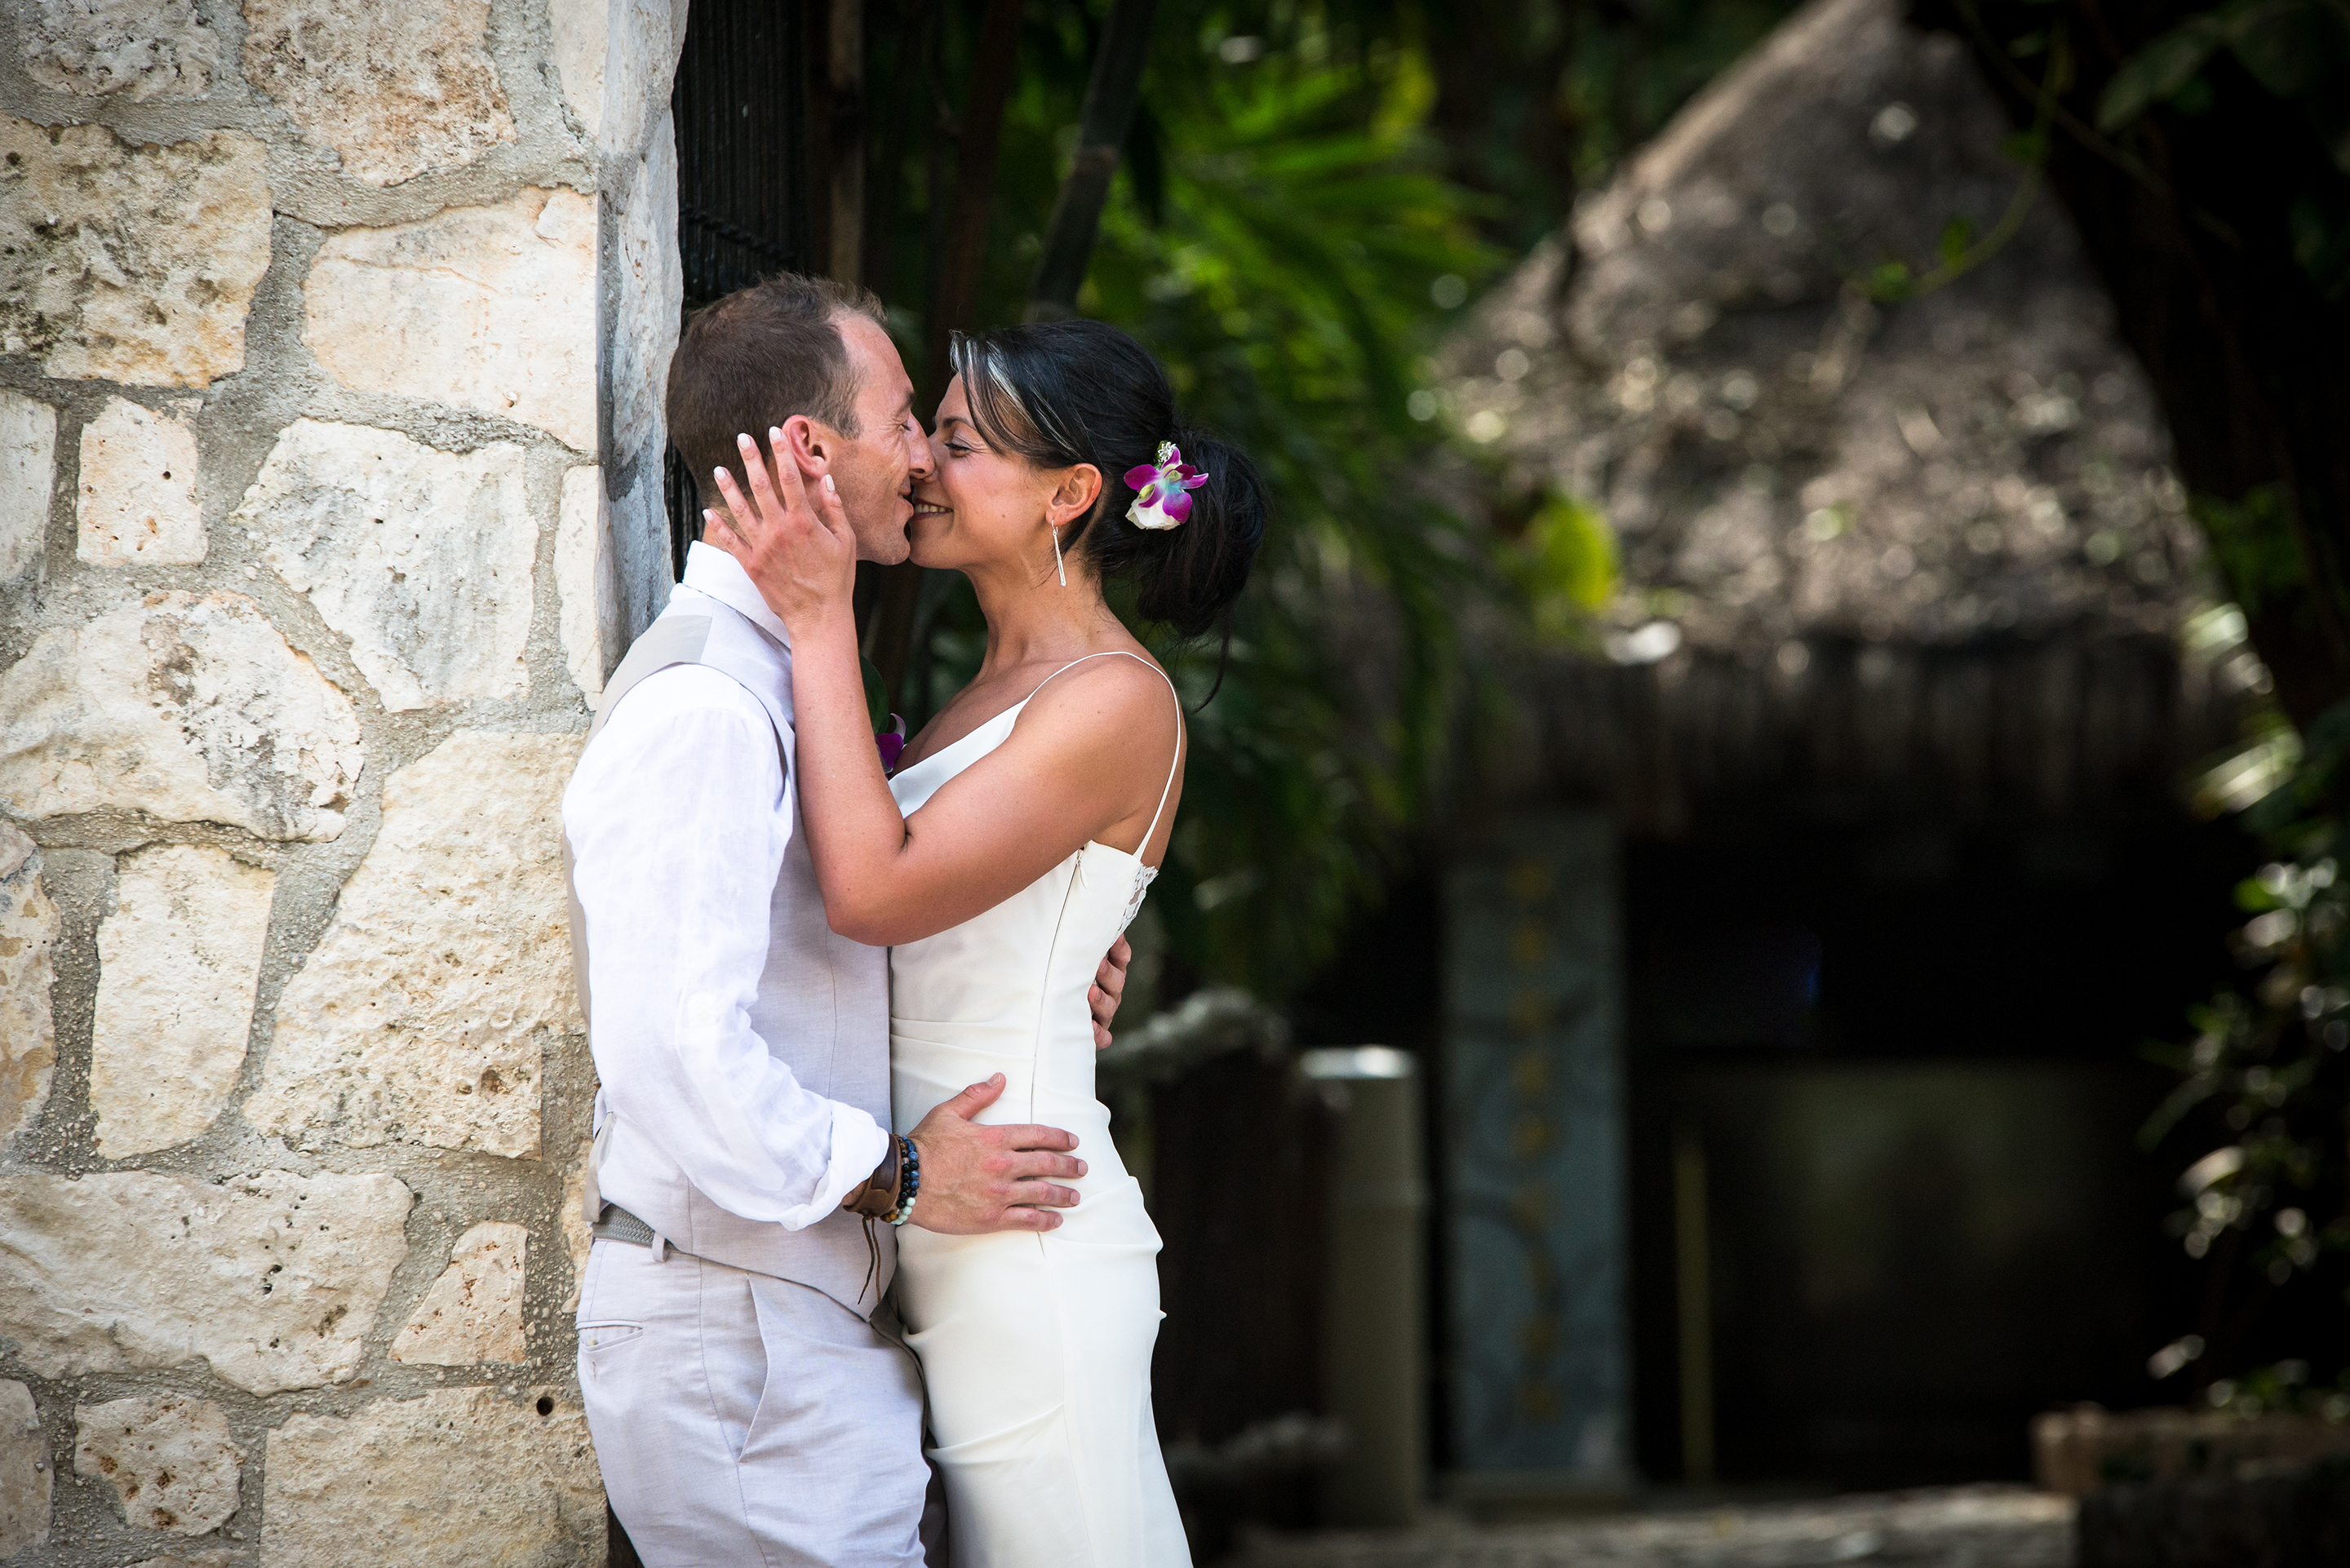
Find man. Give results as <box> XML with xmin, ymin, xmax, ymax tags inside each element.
<box><xmin>563</xmin><ymin>273</ymin><xmax>1130</xmax><ymax>1565</ymax></box>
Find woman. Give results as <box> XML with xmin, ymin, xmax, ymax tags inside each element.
<box><xmin>707</xmin><ymin>319</ymin><xmax>1266</xmax><ymax>1567</ymax></box>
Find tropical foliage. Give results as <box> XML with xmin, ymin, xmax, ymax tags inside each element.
<box><xmin>2145</xmin><ymin>702</ymin><xmax>2350</xmax><ymax>1409</ymax></box>
<box><xmin>1932</xmin><ymin>0</ymin><xmax>2350</xmax><ymax>726</ymax></box>
<box><xmin>884</xmin><ymin>8</ymin><xmax>1501</xmax><ymax>999</ymax></box>
<box><xmin>858</xmin><ymin>0</ymin><xmax>1797</xmax><ymax>999</ymax></box>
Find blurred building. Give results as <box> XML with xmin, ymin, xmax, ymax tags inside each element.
<box><xmin>1350</xmin><ymin>0</ymin><xmax>2263</xmax><ymax>1500</ymax></box>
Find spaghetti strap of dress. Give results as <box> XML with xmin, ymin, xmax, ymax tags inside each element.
<box><xmin>1022</xmin><ymin>650</ymin><xmax>1184</xmax><ymax>858</ymax></box>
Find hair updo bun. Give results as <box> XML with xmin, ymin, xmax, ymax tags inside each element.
<box><xmin>951</xmin><ymin>321</ymin><xmax>1267</xmax><ymax>639</ymax></box>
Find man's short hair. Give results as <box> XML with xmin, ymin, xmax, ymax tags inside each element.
<box><xmin>666</xmin><ymin>272</ymin><xmax>888</xmax><ymax>510</ymax></box>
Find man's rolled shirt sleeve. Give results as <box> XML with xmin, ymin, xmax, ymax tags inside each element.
<box><xmin>565</xmin><ymin>671</ymin><xmax>892</xmax><ymax>1229</ymax></box>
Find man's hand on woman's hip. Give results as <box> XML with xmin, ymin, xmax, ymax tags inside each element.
<box><xmin>905</xmin><ymin>1074</ymin><xmax>1087</xmax><ymax>1234</ymax></box>
<box><xmin>1090</xmin><ymin>933</ymin><xmax>1132</xmax><ymax>1050</ymax></box>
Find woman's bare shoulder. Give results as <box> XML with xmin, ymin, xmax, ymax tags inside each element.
<box><xmin>1015</xmin><ymin>648</ymin><xmax>1182</xmax><ymax>750</ymax></box>
<box><xmin>1031</xmin><ymin>647</ymin><xmax>1176</xmax><ymax>709</ymax></box>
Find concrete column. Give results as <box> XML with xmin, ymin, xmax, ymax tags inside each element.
<box><xmin>1301</xmin><ymin>1046</ymin><xmax>1428</xmax><ymax>1526</ymax></box>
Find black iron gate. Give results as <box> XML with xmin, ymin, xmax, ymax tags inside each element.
<box><xmin>663</xmin><ymin>0</ymin><xmax>814</xmax><ymax>578</ymax></box>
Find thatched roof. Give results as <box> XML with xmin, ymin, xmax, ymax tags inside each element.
<box><xmin>1446</xmin><ymin>0</ymin><xmax>2253</xmax><ymax>826</ymax></box>
<box><xmin>1491</xmin><ymin>635</ymin><xmax>2248</xmax><ymax>835</ymax></box>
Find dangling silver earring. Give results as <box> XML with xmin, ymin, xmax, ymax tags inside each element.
<box><xmin>1051</xmin><ymin>525</ymin><xmax>1066</xmax><ymax>587</ymax></box>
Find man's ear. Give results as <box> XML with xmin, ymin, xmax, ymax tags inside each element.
<box><xmin>778</xmin><ymin>414</ymin><xmax>831</xmax><ymax>478</ymax></box>
<box><xmin>1047</xmin><ymin>463</ymin><xmax>1103</xmax><ymax>525</ymax></box>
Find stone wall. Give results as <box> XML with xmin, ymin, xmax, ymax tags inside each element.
<box><xmin>0</xmin><ymin>2</ymin><xmax>685</xmax><ymax>1562</ymax></box>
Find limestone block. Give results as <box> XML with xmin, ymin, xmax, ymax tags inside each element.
<box><xmin>0</xmin><ymin>1380</ymin><xmax>47</xmax><ymax>1558</ymax></box>
<box><xmin>0</xmin><ymin>826</ymin><xmax>57</xmax><ymax>1149</ymax></box>
<box><xmin>610</xmin><ymin>454</ymin><xmax>674</xmax><ymax>643</ymax></box>
<box><xmin>77</xmin><ymin>396</ymin><xmax>203</xmax><ymax>567</ymax></box>
<box><xmin>233</xmin><ymin>421</ymin><xmax>534</xmax><ymax>711</ymax></box>
<box><xmin>610</xmin><ymin>119</ymin><xmax>681</xmax><ymax>471</ymax></box>
<box><xmin>20</xmin><ymin>0</ymin><xmax>223</xmax><ymax>100</ymax></box>
<box><xmin>240</xmin><ymin>0</ymin><xmax>514</xmax><ymax>188</ymax></box>
<box><xmin>91</xmin><ymin>845</ymin><xmax>276</xmax><ymax>1157</ymax></box>
<box><xmin>599</xmin><ymin>0</ymin><xmax>691</xmax><ymax>166</ymax></box>
<box><xmin>0</xmin><ymin>391</ymin><xmax>56</xmax><ymax>584</ymax></box>
<box><xmin>550</xmin><ymin>0</ymin><xmax>605</xmax><ymax>140</ymax></box>
<box><xmin>0</xmin><ymin>118</ymin><xmax>269</xmax><ymax>388</ymax></box>
<box><xmin>0</xmin><ymin>591</ymin><xmax>363</xmax><ymax>841</ymax></box>
<box><xmin>304</xmin><ymin>191</ymin><xmax>595</xmax><ymax>451</ymax></box>
<box><xmin>559</xmin><ymin>1137</ymin><xmax>592</xmax><ymax>1313</ymax></box>
<box><xmin>263</xmin><ymin>1388</ymin><xmax>601</xmax><ymax>1568</ymax></box>
<box><xmin>251</xmin><ymin>731</ymin><xmax>583</xmax><ymax>1159</ymax></box>
<box><xmin>389</xmin><ymin>1221</ymin><xmax>526</xmax><ymax>1364</ymax></box>
<box><xmin>556</xmin><ymin>465</ymin><xmax>621</xmax><ymax>699</ymax></box>
<box><xmin>0</xmin><ymin>1170</ymin><xmax>411</xmax><ymax>1395</ymax></box>
<box><xmin>73</xmin><ymin>1395</ymin><xmax>241</xmax><ymax>1535</ymax></box>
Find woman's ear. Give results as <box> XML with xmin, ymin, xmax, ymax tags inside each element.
<box><xmin>1046</xmin><ymin>463</ymin><xmax>1103</xmax><ymax>526</ymax></box>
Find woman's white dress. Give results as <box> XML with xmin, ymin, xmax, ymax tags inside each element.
<box><xmin>886</xmin><ymin>653</ymin><xmax>1191</xmax><ymax>1568</ymax></box>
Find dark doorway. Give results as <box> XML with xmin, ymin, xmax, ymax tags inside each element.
<box><xmin>1625</xmin><ymin>817</ymin><xmax>2257</xmax><ymax>1486</ymax></box>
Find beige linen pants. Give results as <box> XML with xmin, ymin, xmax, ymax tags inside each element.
<box><xmin>576</xmin><ymin>1237</ymin><xmax>933</xmax><ymax>1566</ymax></box>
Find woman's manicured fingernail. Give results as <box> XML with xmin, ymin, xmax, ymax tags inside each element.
<box><xmin>713</xmin><ymin>467</ymin><xmax>726</xmax><ymax>482</ymax></box>
<box><xmin>737</xmin><ymin>432</ymin><xmax>754</xmax><ymax>446</ymax></box>
<box><xmin>770</xmin><ymin>426</ymin><xmax>784</xmax><ymax>441</ymax></box>
<box><xmin>822</xmin><ymin>475</ymin><xmax>836</xmax><ymax>494</ymax></box>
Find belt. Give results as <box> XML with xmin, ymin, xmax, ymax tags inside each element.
<box><xmin>590</xmin><ymin>1203</ymin><xmax>662</xmax><ymax>1249</ymax></box>
<box><xmin>590</xmin><ymin>1203</ymin><xmax>724</xmax><ymax>1272</ymax></box>
<box><xmin>590</xmin><ymin>1202</ymin><xmax>885</xmax><ymax>1304</ymax></box>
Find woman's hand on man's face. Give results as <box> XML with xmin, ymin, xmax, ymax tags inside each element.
<box><xmin>706</xmin><ymin>427</ymin><xmax>858</xmax><ymax>631</ymax></box>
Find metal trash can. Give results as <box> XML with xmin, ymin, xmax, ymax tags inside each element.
<box><xmin>1298</xmin><ymin>1046</ymin><xmax>1427</xmax><ymax>1527</ymax></box>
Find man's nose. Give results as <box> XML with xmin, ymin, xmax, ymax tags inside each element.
<box><xmin>907</xmin><ymin>432</ymin><xmax>937</xmax><ymax>477</ymax></box>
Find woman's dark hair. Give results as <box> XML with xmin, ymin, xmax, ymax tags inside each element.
<box><xmin>949</xmin><ymin>320</ymin><xmax>1266</xmax><ymax>639</ymax></box>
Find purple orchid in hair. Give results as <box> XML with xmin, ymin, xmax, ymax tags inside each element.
<box><xmin>1124</xmin><ymin>441</ymin><xmax>1209</xmax><ymax>531</ymax></box>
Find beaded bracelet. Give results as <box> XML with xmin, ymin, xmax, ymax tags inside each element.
<box><xmin>885</xmin><ymin>1134</ymin><xmax>921</xmax><ymax>1227</ymax></box>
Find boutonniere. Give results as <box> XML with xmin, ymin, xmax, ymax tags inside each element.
<box><xmin>861</xmin><ymin>653</ymin><xmax>903</xmax><ymax>773</ymax></box>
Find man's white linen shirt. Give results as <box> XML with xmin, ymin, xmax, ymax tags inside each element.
<box><xmin>564</xmin><ymin>547</ymin><xmax>892</xmax><ymax>1229</ymax></box>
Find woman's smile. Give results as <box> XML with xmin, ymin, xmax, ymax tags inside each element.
<box><xmin>907</xmin><ymin>489</ymin><xmax>953</xmax><ymax>538</ymax></box>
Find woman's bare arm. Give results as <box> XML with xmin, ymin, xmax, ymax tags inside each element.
<box><xmin>707</xmin><ymin>434</ymin><xmax>1178</xmax><ymax>946</ymax></box>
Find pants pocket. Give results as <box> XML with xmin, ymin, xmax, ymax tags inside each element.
<box><xmin>577</xmin><ymin>1320</ymin><xmax>645</xmax><ymax>1360</ymax></box>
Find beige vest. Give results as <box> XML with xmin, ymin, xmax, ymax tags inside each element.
<box><xmin>565</xmin><ymin>586</ymin><xmax>894</xmax><ymax>1314</ymax></box>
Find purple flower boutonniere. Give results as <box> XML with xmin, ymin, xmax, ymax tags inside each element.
<box><xmin>876</xmin><ymin>715</ymin><xmax>907</xmax><ymax>775</ymax></box>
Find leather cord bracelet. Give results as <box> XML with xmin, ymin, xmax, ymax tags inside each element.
<box><xmin>847</xmin><ymin>1133</ymin><xmax>916</xmax><ymax>1304</ymax></box>
<box><xmin>841</xmin><ymin>1134</ymin><xmax>903</xmax><ymax>1220</ymax></box>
